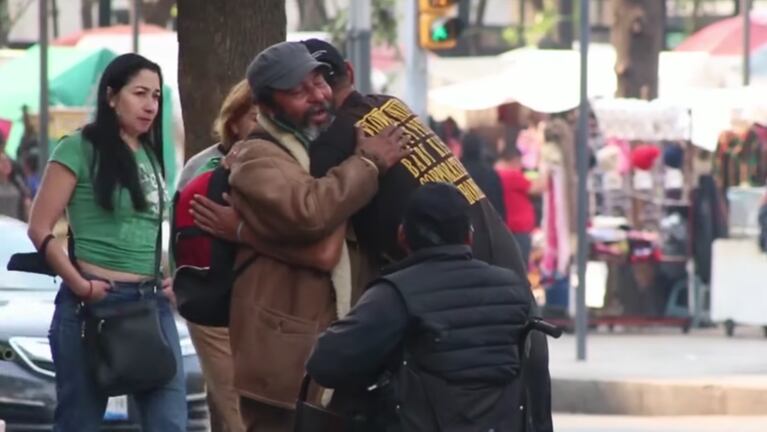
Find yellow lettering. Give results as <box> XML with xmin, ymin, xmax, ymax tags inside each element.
<box><xmin>414</xmin><ymin>145</ymin><xmax>436</xmax><ymax>166</ymax></box>
<box><xmin>444</xmin><ymin>157</ymin><xmax>469</xmax><ymax>180</ymax></box>
<box><xmin>400</xmin><ymin>158</ymin><xmax>421</xmax><ymax>178</ymax></box>
<box><xmin>456</xmin><ymin>182</ymin><xmax>479</xmax><ymax>205</ymax></box>
<box><xmin>368</xmin><ymin>111</ymin><xmax>391</xmax><ymax>132</ymax></box>
<box><xmin>385</xmin><ymin>99</ymin><xmax>413</xmax><ymax>123</ymax></box>
<box><xmin>357</xmin><ymin>121</ymin><xmax>377</xmax><ymax>136</ymax></box>
<box><xmin>402</xmin><ymin>121</ymin><xmax>428</xmax><ymax>141</ymax></box>
<box><xmin>461</xmin><ymin>179</ymin><xmax>485</xmax><ymax>203</ymax></box>
<box><xmin>408</xmin><ymin>119</ymin><xmax>432</xmax><ymax>140</ymax></box>
<box><xmin>410</xmin><ymin>153</ymin><xmax>428</xmax><ymax>173</ymax></box>
<box><xmin>425</xmin><ymin>136</ymin><xmax>449</xmax><ymax>157</ymax></box>
<box><xmin>381</xmin><ymin>100</ymin><xmax>411</xmax><ymax>124</ymax></box>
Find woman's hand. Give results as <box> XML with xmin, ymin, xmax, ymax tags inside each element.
<box><xmin>161</xmin><ymin>277</ymin><xmax>176</xmax><ymax>307</ymax></box>
<box><xmin>74</xmin><ymin>278</ymin><xmax>111</xmax><ymax>303</ymax></box>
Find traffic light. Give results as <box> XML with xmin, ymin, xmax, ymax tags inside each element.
<box><xmin>418</xmin><ymin>0</ymin><xmax>463</xmax><ymax>50</ymax></box>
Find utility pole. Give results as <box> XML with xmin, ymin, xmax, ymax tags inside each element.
<box><xmin>404</xmin><ymin>0</ymin><xmax>428</xmax><ymax>120</ymax></box>
<box><xmin>348</xmin><ymin>0</ymin><xmax>372</xmax><ymax>94</ymax></box>
<box><xmin>132</xmin><ymin>0</ymin><xmax>141</xmax><ymax>53</ymax></box>
<box><xmin>575</xmin><ymin>0</ymin><xmax>590</xmax><ymax>362</ymax></box>
<box><xmin>51</xmin><ymin>0</ymin><xmax>59</xmax><ymax>38</ymax></box>
<box><xmin>742</xmin><ymin>0</ymin><xmax>751</xmax><ymax>86</ymax></box>
<box><xmin>98</xmin><ymin>0</ymin><xmax>111</xmax><ymax>27</ymax></box>
<box><xmin>39</xmin><ymin>0</ymin><xmax>50</xmax><ymax>173</ymax></box>
<box><xmin>517</xmin><ymin>0</ymin><xmax>526</xmax><ymax>46</ymax></box>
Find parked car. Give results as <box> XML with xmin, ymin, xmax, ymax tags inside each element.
<box><xmin>0</xmin><ymin>216</ymin><xmax>209</xmax><ymax>431</ymax></box>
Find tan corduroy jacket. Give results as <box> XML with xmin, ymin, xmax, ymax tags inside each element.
<box><xmin>227</xmin><ymin>115</ymin><xmax>379</xmax><ymax>408</ymax></box>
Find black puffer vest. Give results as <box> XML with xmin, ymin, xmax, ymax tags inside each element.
<box><xmin>376</xmin><ymin>245</ymin><xmax>532</xmax><ymax>432</ymax></box>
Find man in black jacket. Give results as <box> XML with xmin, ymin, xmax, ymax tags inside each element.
<box><xmin>303</xmin><ymin>39</ymin><xmax>553</xmax><ymax>432</ymax></box>
<box><xmin>307</xmin><ymin>182</ymin><xmax>533</xmax><ymax>431</ymax></box>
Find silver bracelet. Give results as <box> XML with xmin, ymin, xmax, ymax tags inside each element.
<box><xmin>236</xmin><ymin>221</ymin><xmax>245</xmax><ymax>243</ymax></box>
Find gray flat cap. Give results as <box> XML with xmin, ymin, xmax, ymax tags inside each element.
<box><xmin>246</xmin><ymin>41</ymin><xmax>328</xmax><ymax>100</ymax></box>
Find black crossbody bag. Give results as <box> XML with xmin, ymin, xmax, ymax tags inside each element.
<box><xmin>79</xmin><ymin>150</ymin><xmax>176</xmax><ymax>396</ymax></box>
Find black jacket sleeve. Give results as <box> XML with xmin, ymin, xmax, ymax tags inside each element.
<box><xmin>489</xmin><ymin>169</ymin><xmax>507</xmax><ymax>221</ymax></box>
<box><xmin>306</xmin><ymin>282</ymin><xmax>409</xmax><ymax>390</ymax></box>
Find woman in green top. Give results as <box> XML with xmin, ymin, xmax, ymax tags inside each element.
<box><xmin>27</xmin><ymin>53</ymin><xmax>186</xmax><ymax>431</ymax></box>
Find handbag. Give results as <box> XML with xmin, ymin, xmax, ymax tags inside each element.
<box><xmin>80</xmin><ymin>149</ymin><xmax>176</xmax><ymax>396</ymax></box>
<box><xmin>293</xmin><ymin>375</ymin><xmax>348</xmax><ymax>432</ymax></box>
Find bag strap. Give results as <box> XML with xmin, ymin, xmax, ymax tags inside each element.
<box><xmin>298</xmin><ymin>373</ymin><xmax>312</xmax><ymax>402</ymax></box>
<box><xmin>146</xmin><ymin>147</ymin><xmax>165</xmax><ymax>283</ymax></box>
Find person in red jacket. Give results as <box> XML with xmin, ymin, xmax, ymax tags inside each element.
<box><xmin>496</xmin><ymin>146</ymin><xmax>545</xmax><ymax>265</ymax></box>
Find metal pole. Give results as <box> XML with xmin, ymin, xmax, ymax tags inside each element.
<box><xmin>132</xmin><ymin>0</ymin><xmax>140</xmax><ymax>53</ymax></box>
<box><xmin>518</xmin><ymin>0</ymin><xmax>526</xmax><ymax>46</ymax></box>
<box><xmin>575</xmin><ymin>0</ymin><xmax>590</xmax><ymax>362</ymax></box>
<box><xmin>348</xmin><ymin>0</ymin><xmax>372</xmax><ymax>94</ymax></box>
<box><xmin>404</xmin><ymin>0</ymin><xmax>428</xmax><ymax>120</ymax></box>
<box><xmin>51</xmin><ymin>0</ymin><xmax>59</xmax><ymax>38</ymax></box>
<box><xmin>742</xmin><ymin>0</ymin><xmax>750</xmax><ymax>86</ymax></box>
<box><xmin>39</xmin><ymin>0</ymin><xmax>50</xmax><ymax>172</ymax></box>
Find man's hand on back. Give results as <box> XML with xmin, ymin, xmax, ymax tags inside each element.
<box><xmin>355</xmin><ymin>125</ymin><xmax>411</xmax><ymax>173</ymax></box>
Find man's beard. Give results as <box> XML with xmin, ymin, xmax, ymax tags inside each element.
<box><xmin>271</xmin><ymin>101</ymin><xmax>336</xmax><ymax>141</ymax></box>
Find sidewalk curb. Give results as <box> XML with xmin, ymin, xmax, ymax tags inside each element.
<box><xmin>552</xmin><ymin>378</ymin><xmax>767</xmax><ymax>415</ymax></box>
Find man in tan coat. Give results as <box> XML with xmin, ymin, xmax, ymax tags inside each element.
<box><xmin>224</xmin><ymin>41</ymin><xmax>408</xmax><ymax>431</ymax></box>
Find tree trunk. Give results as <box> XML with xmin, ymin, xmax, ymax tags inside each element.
<box><xmin>81</xmin><ymin>0</ymin><xmax>95</xmax><ymax>29</ymax></box>
<box><xmin>177</xmin><ymin>0</ymin><xmax>285</xmax><ymax>159</ymax></box>
<box><xmin>142</xmin><ymin>0</ymin><xmax>175</xmax><ymax>27</ymax></box>
<box><xmin>612</xmin><ymin>0</ymin><xmax>663</xmax><ymax>99</ymax></box>
<box><xmin>296</xmin><ymin>0</ymin><xmax>327</xmax><ymax>31</ymax></box>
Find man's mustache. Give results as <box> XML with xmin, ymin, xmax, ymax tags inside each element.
<box><xmin>304</xmin><ymin>101</ymin><xmax>333</xmax><ymax>120</ymax></box>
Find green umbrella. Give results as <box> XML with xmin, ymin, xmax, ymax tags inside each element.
<box><xmin>0</xmin><ymin>45</ymin><xmax>177</xmax><ymax>188</ymax></box>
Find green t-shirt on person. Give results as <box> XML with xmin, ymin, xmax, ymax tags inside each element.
<box><xmin>50</xmin><ymin>132</ymin><xmax>167</xmax><ymax>276</ymax></box>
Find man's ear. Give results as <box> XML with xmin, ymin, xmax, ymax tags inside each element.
<box><xmin>397</xmin><ymin>224</ymin><xmax>410</xmax><ymax>254</ymax></box>
<box><xmin>344</xmin><ymin>61</ymin><xmax>355</xmax><ymax>86</ymax></box>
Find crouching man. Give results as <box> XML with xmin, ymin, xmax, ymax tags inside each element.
<box><xmin>307</xmin><ymin>183</ymin><xmax>533</xmax><ymax>431</ymax></box>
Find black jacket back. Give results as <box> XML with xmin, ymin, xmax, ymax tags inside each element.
<box><xmin>377</xmin><ymin>246</ymin><xmax>532</xmax><ymax>431</ymax></box>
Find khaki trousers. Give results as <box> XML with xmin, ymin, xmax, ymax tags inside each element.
<box><xmin>187</xmin><ymin>323</ymin><xmax>246</xmax><ymax>432</ymax></box>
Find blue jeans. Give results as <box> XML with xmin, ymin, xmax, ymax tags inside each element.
<box><xmin>48</xmin><ymin>280</ymin><xmax>187</xmax><ymax>432</ymax></box>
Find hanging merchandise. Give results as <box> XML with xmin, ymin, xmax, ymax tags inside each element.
<box><xmin>592</xmin><ymin>98</ymin><xmax>691</xmax><ymax>142</ymax></box>
<box><xmin>567</xmin><ymin>106</ymin><xmax>696</xmax><ymax>330</ymax></box>
<box><xmin>631</xmin><ymin>145</ymin><xmax>661</xmax><ymax>171</ymax></box>
<box><xmin>663</xmin><ymin>143</ymin><xmax>685</xmax><ymax>169</ymax></box>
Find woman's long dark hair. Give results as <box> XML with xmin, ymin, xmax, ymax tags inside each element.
<box><xmin>82</xmin><ymin>53</ymin><xmax>164</xmax><ymax>212</ymax></box>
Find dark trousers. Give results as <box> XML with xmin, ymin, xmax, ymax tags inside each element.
<box><xmin>524</xmin><ymin>329</ymin><xmax>553</xmax><ymax>432</ymax></box>
<box><xmin>49</xmin><ymin>282</ymin><xmax>187</xmax><ymax>432</ymax></box>
<box><xmin>240</xmin><ymin>397</ymin><xmax>294</xmax><ymax>432</ymax></box>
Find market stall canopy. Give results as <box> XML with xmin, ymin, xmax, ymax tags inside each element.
<box><xmin>592</xmin><ymin>98</ymin><xmax>691</xmax><ymax>142</ymax></box>
<box><xmin>53</xmin><ymin>24</ymin><xmax>171</xmax><ymax>46</ymax></box>
<box><xmin>675</xmin><ymin>10</ymin><xmax>767</xmax><ymax>56</ymax></box>
<box><xmin>429</xmin><ymin>46</ymin><xmax>617</xmax><ymax>115</ymax></box>
<box><xmin>0</xmin><ymin>45</ymin><xmax>115</xmax><ymax>156</ymax></box>
<box><xmin>0</xmin><ymin>45</ymin><xmax>177</xmax><ymax>185</ymax></box>
<box><xmin>665</xmin><ymin>86</ymin><xmax>767</xmax><ymax>152</ymax></box>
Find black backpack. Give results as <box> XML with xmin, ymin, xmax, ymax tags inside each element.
<box><xmin>171</xmin><ymin>132</ymin><xmax>277</xmax><ymax>327</ymax></box>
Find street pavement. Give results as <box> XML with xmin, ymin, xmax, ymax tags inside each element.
<box><xmin>553</xmin><ymin>414</ymin><xmax>767</xmax><ymax>432</ymax></box>
<box><xmin>549</xmin><ymin>325</ymin><xmax>767</xmax><ymax>381</ymax></box>
<box><xmin>548</xmin><ymin>325</ymin><xmax>767</xmax><ymax>415</ymax></box>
